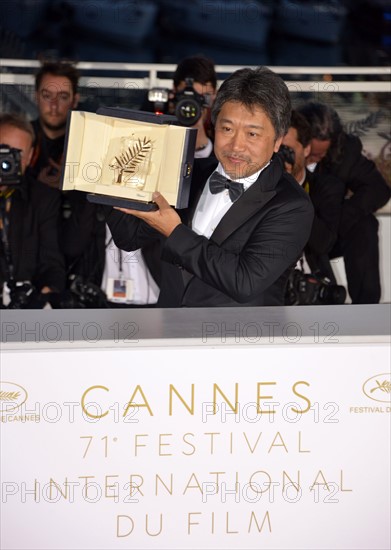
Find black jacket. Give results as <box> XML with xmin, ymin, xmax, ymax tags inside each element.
<box><xmin>317</xmin><ymin>134</ymin><xmax>391</xmax><ymax>237</ymax></box>
<box><xmin>59</xmin><ymin>190</ymin><xmax>106</xmax><ymax>286</ymax></box>
<box><xmin>1</xmin><ymin>175</ymin><xmax>65</xmax><ymax>292</ymax></box>
<box><xmin>304</xmin><ymin>169</ymin><xmax>345</xmax><ymax>272</ymax></box>
<box><xmin>106</xmin><ymin>156</ymin><xmax>314</xmax><ymax>307</ymax></box>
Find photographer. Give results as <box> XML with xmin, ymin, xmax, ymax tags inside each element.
<box><xmin>297</xmin><ymin>101</ymin><xmax>391</xmax><ymax>304</ymax></box>
<box><xmin>171</xmin><ymin>55</ymin><xmax>217</xmax><ymax>158</ymax></box>
<box><xmin>27</xmin><ymin>60</ymin><xmax>107</xmax><ymax>303</ymax></box>
<box><xmin>144</xmin><ymin>55</ymin><xmax>217</xmax><ymax>158</ymax></box>
<box><xmin>135</xmin><ymin>56</ymin><xmax>218</xmax><ymax>291</ymax></box>
<box><xmin>28</xmin><ymin>60</ymin><xmax>80</xmax><ymax>189</ymax></box>
<box><xmin>104</xmin><ymin>56</ymin><xmax>219</xmax><ymax>303</ymax></box>
<box><xmin>0</xmin><ymin>114</ymin><xmax>65</xmax><ymax>308</ymax></box>
<box><xmin>280</xmin><ymin>110</ymin><xmax>347</xmax><ymax>305</ymax></box>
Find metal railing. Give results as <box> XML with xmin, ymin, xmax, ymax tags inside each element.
<box><xmin>1</xmin><ymin>58</ymin><xmax>390</xmax><ymax>210</ymax></box>
<box><xmin>1</xmin><ymin>59</ymin><xmax>390</xmax><ymax>92</ymax></box>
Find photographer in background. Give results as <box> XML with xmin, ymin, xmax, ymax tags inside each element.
<box><xmin>27</xmin><ymin>60</ymin><xmax>107</xmax><ymax>303</ymax></box>
<box><xmin>297</xmin><ymin>101</ymin><xmax>391</xmax><ymax>304</ymax></box>
<box><xmin>104</xmin><ymin>55</ymin><xmax>218</xmax><ymax>304</ymax></box>
<box><xmin>133</xmin><ymin>56</ymin><xmax>218</xmax><ymax>293</ymax></box>
<box><xmin>145</xmin><ymin>55</ymin><xmax>217</xmax><ymax>158</ymax></box>
<box><xmin>170</xmin><ymin>55</ymin><xmax>217</xmax><ymax>158</ymax></box>
<box><xmin>29</xmin><ymin>60</ymin><xmax>80</xmax><ymax>189</ymax></box>
<box><xmin>0</xmin><ymin>114</ymin><xmax>65</xmax><ymax>308</ymax></box>
<box><xmin>280</xmin><ymin>110</ymin><xmax>346</xmax><ymax>305</ymax></box>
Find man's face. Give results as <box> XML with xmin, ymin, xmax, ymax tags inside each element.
<box><xmin>0</xmin><ymin>125</ymin><xmax>33</xmax><ymax>175</ymax></box>
<box><xmin>36</xmin><ymin>73</ymin><xmax>79</xmax><ymax>133</ymax></box>
<box><xmin>214</xmin><ymin>101</ymin><xmax>282</xmax><ymax>180</ymax></box>
<box><xmin>307</xmin><ymin>138</ymin><xmax>331</xmax><ymax>164</ymax></box>
<box><xmin>282</xmin><ymin>127</ymin><xmax>310</xmax><ymax>182</ymax></box>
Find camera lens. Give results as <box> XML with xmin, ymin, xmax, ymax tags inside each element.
<box><xmin>175</xmin><ymin>99</ymin><xmax>202</xmax><ymax>126</ymax></box>
<box><xmin>1</xmin><ymin>157</ymin><xmax>13</xmax><ymax>173</ymax></box>
<box><xmin>0</xmin><ymin>146</ymin><xmax>22</xmax><ymax>186</ymax></box>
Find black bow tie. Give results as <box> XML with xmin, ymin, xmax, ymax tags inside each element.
<box><xmin>209</xmin><ymin>171</ymin><xmax>244</xmax><ymax>202</ymax></box>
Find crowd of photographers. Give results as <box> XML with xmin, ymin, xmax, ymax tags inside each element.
<box><xmin>0</xmin><ymin>58</ymin><xmax>390</xmax><ymax>309</ymax></box>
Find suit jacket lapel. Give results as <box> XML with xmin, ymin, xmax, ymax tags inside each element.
<box><xmin>210</xmin><ymin>158</ymin><xmax>281</xmax><ymax>246</ymax></box>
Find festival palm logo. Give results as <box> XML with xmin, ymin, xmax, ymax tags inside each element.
<box><xmin>0</xmin><ymin>381</ymin><xmax>28</xmax><ymax>413</ymax></box>
<box><xmin>362</xmin><ymin>373</ymin><xmax>391</xmax><ymax>403</ymax></box>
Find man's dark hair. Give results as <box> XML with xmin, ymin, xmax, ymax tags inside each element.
<box><xmin>211</xmin><ymin>66</ymin><xmax>291</xmax><ymax>140</ymax></box>
<box><xmin>173</xmin><ymin>55</ymin><xmax>217</xmax><ymax>89</ymax></box>
<box><xmin>297</xmin><ymin>102</ymin><xmax>344</xmax><ymax>164</ymax></box>
<box><xmin>297</xmin><ymin>102</ymin><xmax>343</xmax><ymax>142</ymax></box>
<box><xmin>35</xmin><ymin>61</ymin><xmax>80</xmax><ymax>95</ymax></box>
<box><xmin>290</xmin><ymin>110</ymin><xmax>311</xmax><ymax>147</ymax></box>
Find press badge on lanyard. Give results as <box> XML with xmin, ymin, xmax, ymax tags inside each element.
<box><xmin>105</xmin><ymin>249</ymin><xmax>134</xmax><ymax>303</ymax></box>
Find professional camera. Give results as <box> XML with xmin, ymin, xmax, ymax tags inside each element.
<box><xmin>69</xmin><ymin>276</ymin><xmax>108</xmax><ymax>308</ymax></box>
<box><xmin>48</xmin><ymin>275</ymin><xmax>108</xmax><ymax>308</ymax></box>
<box><xmin>285</xmin><ymin>269</ymin><xmax>346</xmax><ymax>306</ymax></box>
<box><xmin>0</xmin><ymin>145</ymin><xmax>23</xmax><ymax>186</ymax></box>
<box><xmin>5</xmin><ymin>281</ymin><xmax>47</xmax><ymax>309</ymax></box>
<box><xmin>148</xmin><ymin>78</ymin><xmax>210</xmax><ymax>127</ymax></box>
<box><xmin>277</xmin><ymin>144</ymin><xmax>295</xmax><ymax>168</ymax></box>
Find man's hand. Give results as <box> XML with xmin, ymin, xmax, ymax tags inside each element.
<box><xmin>283</xmin><ymin>161</ymin><xmax>293</xmax><ymax>174</ymax></box>
<box><xmin>116</xmin><ymin>192</ymin><xmax>182</xmax><ymax>237</ymax></box>
<box><xmin>40</xmin><ymin>286</ymin><xmax>52</xmax><ymax>294</ymax></box>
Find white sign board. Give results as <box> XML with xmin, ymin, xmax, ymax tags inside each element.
<box><xmin>1</xmin><ymin>344</ymin><xmax>390</xmax><ymax>549</ymax></box>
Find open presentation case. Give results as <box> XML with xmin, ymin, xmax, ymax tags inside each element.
<box><xmin>60</xmin><ymin>107</ymin><xmax>197</xmax><ymax>211</ymax></box>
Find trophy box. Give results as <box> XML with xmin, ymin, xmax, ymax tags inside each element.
<box><xmin>61</xmin><ymin>107</ymin><xmax>197</xmax><ymax>211</ymax></box>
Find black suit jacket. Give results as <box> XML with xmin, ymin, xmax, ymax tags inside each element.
<box><xmin>106</xmin><ymin>156</ymin><xmax>314</xmax><ymax>307</ymax></box>
<box><xmin>304</xmin><ymin>168</ymin><xmax>345</xmax><ymax>272</ymax></box>
<box><xmin>317</xmin><ymin>133</ymin><xmax>391</xmax><ymax>237</ymax></box>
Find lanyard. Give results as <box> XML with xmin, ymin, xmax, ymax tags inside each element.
<box><xmin>118</xmin><ymin>248</ymin><xmax>123</xmax><ymax>275</ymax></box>
<box><xmin>106</xmin><ymin>236</ymin><xmax>124</xmax><ymax>277</ymax></box>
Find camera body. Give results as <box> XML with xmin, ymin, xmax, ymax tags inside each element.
<box><xmin>285</xmin><ymin>269</ymin><xmax>346</xmax><ymax>306</ymax></box>
<box><xmin>69</xmin><ymin>276</ymin><xmax>108</xmax><ymax>308</ymax></box>
<box><xmin>47</xmin><ymin>275</ymin><xmax>108</xmax><ymax>309</ymax></box>
<box><xmin>0</xmin><ymin>144</ymin><xmax>23</xmax><ymax>186</ymax></box>
<box><xmin>148</xmin><ymin>78</ymin><xmax>210</xmax><ymax>127</ymax></box>
<box><xmin>4</xmin><ymin>280</ymin><xmax>47</xmax><ymax>309</ymax></box>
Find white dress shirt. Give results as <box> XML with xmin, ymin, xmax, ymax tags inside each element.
<box><xmin>194</xmin><ymin>138</ymin><xmax>213</xmax><ymax>159</ymax></box>
<box><xmin>101</xmin><ymin>226</ymin><xmax>160</xmax><ymax>304</ymax></box>
<box><xmin>192</xmin><ymin>161</ymin><xmax>270</xmax><ymax>238</ymax></box>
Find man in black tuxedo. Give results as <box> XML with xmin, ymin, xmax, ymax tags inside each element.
<box><xmin>105</xmin><ymin>67</ymin><xmax>314</xmax><ymax>307</ymax></box>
